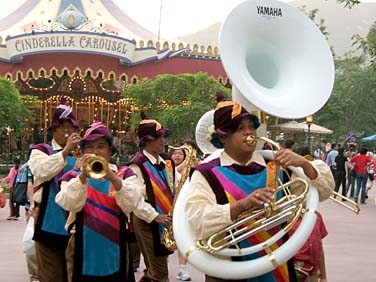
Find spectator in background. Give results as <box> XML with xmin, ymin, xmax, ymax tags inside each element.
<box><xmin>326</xmin><ymin>143</ymin><xmax>339</xmax><ymax>176</ymax></box>
<box><xmin>297</xmin><ymin>146</ymin><xmax>314</xmax><ymax>161</ymax></box>
<box><xmin>345</xmin><ymin>148</ymin><xmax>357</xmax><ymax>199</ymax></box>
<box><xmin>334</xmin><ymin>147</ymin><xmax>348</xmax><ymax>199</ymax></box>
<box><xmin>24</xmin><ymin>163</ymin><xmax>39</xmax><ymax>282</ymax></box>
<box><xmin>284</xmin><ymin>138</ymin><xmax>296</xmax><ymax>151</ymax></box>
<box><xmin>350</xmin><ymin>147</ymin><xmax>373</xmax><ymax>204</ymax></box>
<box><xmin>314</xmin><ymin>148</ymin><xmax>324</xmax><ymax>161</ymax></box>
<box><xmin>1</xmin><ymin>156</ymin><xmax>21</xmax><ymax>220</ymax></box>
<box><xmin>366</xmin><ymin>152</ymin><xmax>375</xmax><ymax>199</ymax></box>
<box><xmin>169</xmin><ymin>146</ymin><xmax>192</xmax><ymax>281</ymax></box>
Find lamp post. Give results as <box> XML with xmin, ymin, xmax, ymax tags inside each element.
<box><xmin>306</xmin><ymin>115</ymin><xmax>313</xmax><ymax>152</ymax></box>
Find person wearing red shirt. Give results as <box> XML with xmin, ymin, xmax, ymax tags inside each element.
<box><xmin>350</xmin><ymin>147</ymin><xmax>373</xmax><ymax>204</ymax></box>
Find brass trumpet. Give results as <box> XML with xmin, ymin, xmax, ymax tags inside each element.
<box><xmin>86</xmin><ymin>156</ymin><xmax>108</xmax><ymax>180</ymax></box>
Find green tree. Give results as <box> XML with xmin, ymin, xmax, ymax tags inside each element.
<box><xmin>314</xmin><ymin>54</ymin><xmax>376</xmax><ymax>141</ymax></box>
<box><xmin>337</xmin><ymin>0</ymin><xmax>361</xmax><ymax>9</ymax></box>
<box><xmin>352</xmin><ymin>22</ymin><xmax>376</xmax><ymax>71</ymax></box>
<box><xmin>0</xmin><ymin>77</ymin><xmax>33</xmax><ymax>131</ymax></box>
<box><xmin>123</xmin><ymin>73</ymin><xmax>231</xmax><ymax>143</ymax></box>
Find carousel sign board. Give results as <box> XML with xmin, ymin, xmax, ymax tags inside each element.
<box><xmin>0</xmin><ymin>31</ymin><xmax>187</xmax><ymax>65</ymax></box>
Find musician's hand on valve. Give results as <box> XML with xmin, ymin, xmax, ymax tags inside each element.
<box><xmin>154</xmin><ymin>214</ymin><xmax>172</xmax><ymax>227</ymax></box>
<box><xmin>78</xmin><ymin>154</ymin><xmax>95</xmax><ymax>184</ymax></box>
<box><xmin>247</xmin><ymin>188</ymin><xmax>275</xmax><ymax>207</ymax></box>
<box><xmin>104</xmin><ymin>169</ymin><xmax>123</xmax><ymax>192</ymax></box>
<box><xmin>274</xmin><ymin>149</ymin><xmax>305</xmax><ymax>168</ymax></box>
<box><xmin>274</xmin><ymin>149</ymin><xmax>318</xmax><ymax>180</ymax></box>
<box><xmin>231</xmin><ymin>188</ymin><xmax>275</xmax><ymax>220</ymax></box>
<box><xmin>62</xmin><ymin>133</ymin><xmax>81</xmax><ymax>157</ymax></box>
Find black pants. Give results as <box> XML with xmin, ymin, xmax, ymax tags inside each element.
<box><xmin>9</xmin><ymin>189</ymin><xmax>20</xmax><ymax>217</ymax></box>
<box><xmin>334</xmin><ymin>170</ymin><xmax>347</xmax><ymax>196</ymax></box>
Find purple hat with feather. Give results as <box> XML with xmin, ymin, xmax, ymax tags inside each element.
<box><xmin>137</xmin><ymin>112</ymin><xmax>170</xmax><ymax>147</ymax></box>
<box><xmin>48</xmin><ymin>99</ymin><xmax>79</xmax><ymax>131</ymax></box>
<box><xmin>210</xmin><ymin>91</ymin><xmax>260</xmax><ymax>149</ymax></box>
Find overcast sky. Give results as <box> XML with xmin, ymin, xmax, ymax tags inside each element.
<box><xmin>0</xmin><ymin>0</ymin><xmax>375</xmax><ymax>38</ymax></box>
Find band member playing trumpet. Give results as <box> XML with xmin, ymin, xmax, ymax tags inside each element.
<box><xmin>56</xmin><ymin>122</ymin><xmax>142</xmax><ymax>282</ymax></box>
<box><xmin>185</xmin><ymin>92</ymin><xmax>334</xmax><ymax>282</ymax></box>
<box><xmin>130</xmin><ymin>112</ymin><xmax>177</xmax><ymax>282</ymax></box>
<box><xmin>29</xmin><ymin>103</ymin><xmax>81</xmax><ymax>282</ymax></box>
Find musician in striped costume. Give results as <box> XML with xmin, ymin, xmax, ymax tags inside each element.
<box><xmin>29</xmin><ymin>104</ymin><xmax>81</xmax><ymax>282</ymax></box>
<box><xmin>56</xmin><ymin>122</ymin><xmax>142</xmax><ymax>282</ymax></box>
<box><xmin>130</xmin><ymin>112</ymin><xmax>177</xmax><ymax>282</ymax></box>
<box><xmin>185</xmin><ymin>92</ymin><xmax>334</xmax><ymax>282</ymax></box>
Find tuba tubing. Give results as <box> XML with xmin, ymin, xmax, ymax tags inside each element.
<box><xmin>173</xmin><ymin>149</ymin><xmax>319</xmax><ymax>279</ymax></box>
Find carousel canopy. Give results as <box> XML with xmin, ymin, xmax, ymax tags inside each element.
<box><xmin>0</xmin><ymin>0</ymin><xmax>166</xmax><ymax>43</ymax></box>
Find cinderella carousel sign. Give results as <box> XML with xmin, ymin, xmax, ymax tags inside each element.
<box><xmin>0</xmin><ymin>4</ymin><xmax>188</xmax><ymax>65</ymax></box>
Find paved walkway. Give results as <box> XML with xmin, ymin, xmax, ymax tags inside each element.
<box><xmin>1</xmin><ymin>187</ymin><xmax>375</xmax><ymax>281</ymax></box>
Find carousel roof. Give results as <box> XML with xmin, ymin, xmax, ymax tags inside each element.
<box><xmin>0</xmin><ymin>0</ymin><xmax>165</xmax><ymax>43</ymax></box>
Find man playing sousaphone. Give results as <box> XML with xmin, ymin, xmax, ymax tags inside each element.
<box><xmin>29</xmin><ymin>103</ymin><xmax>81</xmax><ymax>282</ymax></box>
<box><xmin>185</xmin><ymin>92</ymin><xmax>334</xmax><ymax>282</ymax></box>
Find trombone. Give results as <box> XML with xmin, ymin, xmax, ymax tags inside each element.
<box><xmin>300</xmin><ymin>153</ymin><xmax>360</xmax><ymax>214</ymax></box>
<box><xmin>330</xmin><ymin>192</ymin><xmax>360</xmax><ymax>214</ymax></box>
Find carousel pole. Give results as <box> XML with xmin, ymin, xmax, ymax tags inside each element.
<box><xmin>39</xmin><ymin>101</ymin><xmax>42</xmax><ymax>131</ymax></box>
<box><xmin>49</xmin><ymin>100</ymin><xmax>52</xmax><ymax>129</ymax></box>
<box><xmin>101</xmin><ymin>99</ymin><xmax>103</xmax><ymax>122</ymax></box>
<box><xmin>107</xmin><ymin>102</ymin><xmax>110</xmax><ymax>128</ymax></box>
<box><xmin>75</xmin><ymin>101</ymin><xmax>78</xmax><ymax>122</ymax></box>
<box><xmin>44</xmin><ymin>101</ymin><xmax>47</xmax><ymax>132</ymax></box>
<box><xmin>118</xmin><ymin>101</ymin><xmax>121</xmax><ymax>133</ymax></box>
<box><xmin>88</xmin><ymin>98</ymin><xmax>91</xmax><ymax>124</ymax></box>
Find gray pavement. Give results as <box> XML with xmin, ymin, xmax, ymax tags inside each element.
<box><xmin>1</xmin><ymin>187</ymin><xmax>375</xmax><ymax>282</ymax></box>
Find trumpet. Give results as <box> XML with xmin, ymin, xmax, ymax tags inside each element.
<box><xmin>64</xmin><ymin>133</ymin><xmax>81</xmax><ymax>158</ymax></box>
<box><xmin>86</xmin><ymin>156</ymin><xmax>108</xmax><ymax>180</ymax></box>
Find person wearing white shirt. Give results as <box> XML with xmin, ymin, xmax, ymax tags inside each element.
<box><xmin>29</xmin><ymin>104</ymin><xmax>81</xmax><ymax>282</ymax></box>
<box><xmin>185</xmin><ymin>92</ymin><xmax>334</xmax><ymax>282</ymax></box>
<box><xmin>56</xmin><ymin>122</ymin><xmax>141</xmax><ymax>282</ymax></box>
<box><xmin>129</xmin><ymin>112</ymin><xmax>176</xmax><ymax>282</ymax></box>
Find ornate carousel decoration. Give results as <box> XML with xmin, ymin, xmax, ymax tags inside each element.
<box><xmin>0</xmin><ymin>0</ymin><xmax>226</xmax><ymax>148</ymax></box>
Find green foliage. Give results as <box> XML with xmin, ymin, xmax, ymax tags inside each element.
<box><xmin>314</xmin><ymin>54</ymin><xmax>376</xmax><ymax>142</ymax></box>
<box><xmin>337</xmin><ymin>0</ymin><xmax>361</xmax><ymax>9</ymax></box>
<box><xmin>0</xmin><ymin>77</ymin><xmax>34</xmax><ymax>131</ymax></box>
<box><xmin>0</xmin><ymin>183</ymin><xmax>10</xmax><ymax>194</ymax></box>
<box><xmin>122</xmin><ymin>73</ymin><xmax>231</xmax><ymax>143</ymax></box>
<box><xmin>352</xmin><ymin>23</ymin><xmax>376</xmax><ymax>71</ymax></box>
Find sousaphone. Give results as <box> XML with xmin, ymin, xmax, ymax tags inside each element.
<box><xmin>174</xmin><ymin>0</ymin><xmax>335</xmax><ymax>279</ymax></box>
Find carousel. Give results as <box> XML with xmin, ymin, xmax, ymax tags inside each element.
<box><xmin>0</xmin><ymin>0</ymin><xmax>228</xmax><ymax>148</ymax></box>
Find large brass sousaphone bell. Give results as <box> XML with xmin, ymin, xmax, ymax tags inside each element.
<box><xmin>174</xmin><ymin>0</ymin><xmax>335</xmax><ymax>279</ymax></box>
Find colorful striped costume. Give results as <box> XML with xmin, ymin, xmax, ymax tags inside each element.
<box><xmin>61</xmin><ymin>166</ymin><xmax>135</xmax><ymax>282</ymax></box>
<box><xmin>32</xmin><ymin>143</ymin><xmax>75</xmax><ymax>248</ymax></box>
<box><xmin>195</xmin><ymin>158</ymin><xmax>297</xmax><ymax>282</ymax></box>
<box><xmin>131</xmin><ymin>152</ymin><xmax>176</xmax><ymax>256</ymax></box>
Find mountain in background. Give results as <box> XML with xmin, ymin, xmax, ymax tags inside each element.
<box><xmin>178</xmin><ymin>0</ymin><xmax>376</xmax><ymax>57</ymax></box>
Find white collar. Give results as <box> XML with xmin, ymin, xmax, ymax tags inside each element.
<box><xmin>143</xmin><ymin>149</ymin><xmax>166</xmax><ymax>165</ymax></box>
<box><xmin>220</xmin><ymin>150</ymin><xmax>267</xmax><ymax>167</ymax></box>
